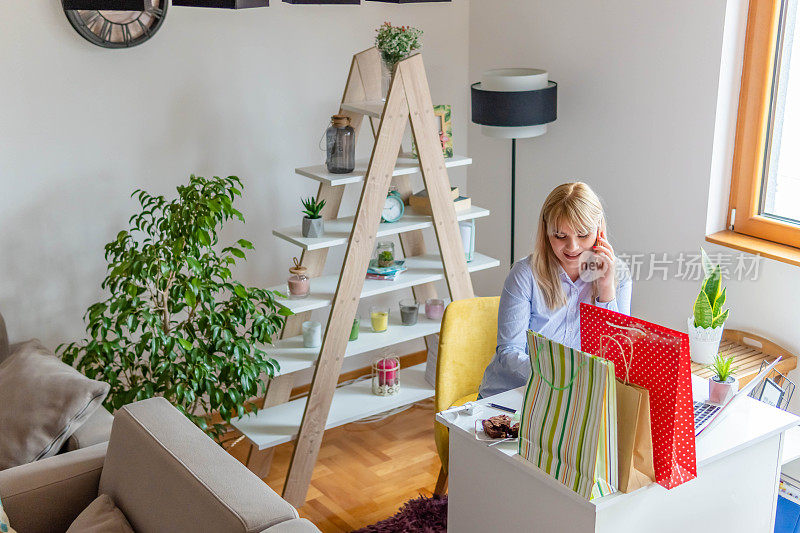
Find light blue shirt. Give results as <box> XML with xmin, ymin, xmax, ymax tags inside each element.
<box><xmin>478</xmin><ymin>256</ymin><xmax>632</xmax><ymax>398</ymax></box>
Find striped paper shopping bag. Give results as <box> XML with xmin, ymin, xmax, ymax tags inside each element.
<box><xmin>518</xmin><ymin>331</ymin><xmax>618</xmax><ymax>500</ymax></box>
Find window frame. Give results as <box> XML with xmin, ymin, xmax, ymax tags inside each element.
<box><xmin>728</xmin><ymin>0</ymin><xmax>800</xmax><ymax>249</ymax></box>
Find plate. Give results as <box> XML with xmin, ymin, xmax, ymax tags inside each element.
<box><xmin>474</xmin><ymin>419</ymin><xmax>519</xmax><ymax>443</ymax></box>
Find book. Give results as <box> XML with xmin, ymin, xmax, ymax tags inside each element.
<box><xmin>366</xmin><ymin>273</ymin><xmax>399</xmax><ymax>281</ymax></box>
<box><xmin>408</xmin><ymin>188</ymin><xmax>469</xmax><ymax>216</ymax></box>
<box><xmin>367</xmin><ymin>259</ymin><xmax>407</xmax><ymax>276</ymax></box>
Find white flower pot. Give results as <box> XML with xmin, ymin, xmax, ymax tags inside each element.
<box><xmin>687</xmin><ymin>316</ymin><xmax>725</xmax><ymax>365</ymax></box>
<box><xmin>709</xmin><ymin>376</ymin><xmax>738</xmax><ymax>404</ymax></box>
<box><xmin>302</xmin><ymin>217</ymin><xmax>324</xmax><ymax>238</ymax></box>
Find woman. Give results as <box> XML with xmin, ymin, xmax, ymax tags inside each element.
<box><xmin>478</xmin><ymin>182</ymin><xmax>632</xmax><ymax>398</ymax></box>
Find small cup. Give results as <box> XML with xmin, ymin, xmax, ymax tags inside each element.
<box><xmin>399</xmin><ymin>299</ymin><xmax>419</xmax><ymax>326</ymax></box>
<box><xmin>349</xmin><ymin>316</ymin><xmax>360</xmax><ymax>341</ymax></box>
<box><xmin>425</xmin><ymin>298</ymin><xmax>445</xmax><ymax>320</ymax></box>
<box><xmin>370</xmin><ymin>306</ymin><xmax>390</xmax><ymax>333</ymax></box>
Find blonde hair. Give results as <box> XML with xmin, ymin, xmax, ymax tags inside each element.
<box><xmin>530</xmin><ymin>182</ymin><xmax>606</xmax><ymax>310</ymax></box>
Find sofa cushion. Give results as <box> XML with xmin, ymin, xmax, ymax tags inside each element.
<box><xmin>67</xmin><ymin>494</ymin><xmax>133</xmax><ymax>533</ymax></box>
<box><xmin>0</xmin><ymin>340</ymin><xmax>110</xmax><ymax>470</ymax></box>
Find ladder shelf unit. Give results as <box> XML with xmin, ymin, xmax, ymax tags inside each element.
<box><xmin>237</xmin><ymin>47</ymin><xmax>498</xmax><ymax>507</ymax></box>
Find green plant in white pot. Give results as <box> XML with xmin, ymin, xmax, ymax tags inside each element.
<box><xmin>708</xmin><ymin>354</ymin><xmax>738</xmax><ymax>404</ymax></box>
<box><xmin>687</xmin><ymin>249</ymin><xmax>730</xmax><ymax>364</ymax></box>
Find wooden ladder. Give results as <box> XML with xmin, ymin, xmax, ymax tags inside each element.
<box><xmin>246</xmin><ymin>47</ymin><xmax>475</xmax><ymax>507</ymax></box>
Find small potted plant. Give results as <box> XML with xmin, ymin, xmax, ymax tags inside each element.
<box><xmin>375</xmin><ymin>22</ymin><xmax>423</xmax><ymax>98</ymax></box>
<box><xmin>687</xmin><ymin>249</ymin><xmax>730</xmax><ymax>364</ymax></box>
<box><xmin>301</xmin><ymin>196</ymin><xmax>326</xmax><ymax>238</ymax></box>
<box><xmin>708</xmin><ymin>354</ymin><xmax>738</xmax><ymax>404</ymax></box>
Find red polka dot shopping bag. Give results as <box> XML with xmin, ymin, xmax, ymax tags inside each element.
<box><xmin>580</xmin><ymin>303</ymin><xmax>697</xmax><ymax>489</ymax></box>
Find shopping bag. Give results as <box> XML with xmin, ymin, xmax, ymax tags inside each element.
<box><xmin>580</xmin><ymin>303</ymin><xmax>696</xmax><ymax>489</ymax></box>
<box><xmin>601</xmin><ymin>333</ymin><xmax>656</xmax><ymax>493</ymax></box>
<box><xmin>518</xmin><ymin>331</ymin><xmax>618</xmax><ymax>500</ymax></box>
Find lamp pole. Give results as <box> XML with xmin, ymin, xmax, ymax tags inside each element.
<box><xmin>511</xmin><ymin>138</ymin><xmax>516</xmax><ymax>268</ymax></box>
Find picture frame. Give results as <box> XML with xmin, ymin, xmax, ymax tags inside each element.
<box><xmin>411</xmin><ymin>104</ymin><xmax>453</xmax><ymax>159</ymax></box>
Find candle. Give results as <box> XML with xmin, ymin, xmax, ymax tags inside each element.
<box><xmin>349</xmin><ymin>316</ymin><xmax>360</xmax><ymax>341</ymax></box>
<box><xmin>302</xmin><ymin>321</ymin><xmax>322</xmax><ymax>348</ymax></box>
<box><xmin>370</xmin><ymin>306</ymin><xmax>389</xmax><ymax>333</ymax></box>
<box><xmin>399</xmin><ymin>299</ymin><xmax>419</xmax><ymax>326</ymax></box>
<box><xmin>376</xmin><ymin>357</ymin><xmax>399</xmax><ymax>386</ymax></box>
<box><xmin>425</xmin><ymin>298</ymin><xmax>445</xmax><ymax>320</ymax></box>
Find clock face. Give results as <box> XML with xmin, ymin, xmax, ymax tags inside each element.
<box><xmin>64</xmin><ymin>1</ymin><xmax>167</xmax><ymax>49</ymax></box>
<box><xmin>382</xmin><ymin>194</ymin><xmax>404</xmax><ymax>223</ymax></box>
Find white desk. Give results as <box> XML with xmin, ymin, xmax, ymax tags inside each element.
<box><xmin>436</xmin><ymin>375</ymin><xmax>799</xmax><ymax>533</ymax></box>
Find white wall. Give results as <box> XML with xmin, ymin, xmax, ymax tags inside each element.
<box><xmin>468</xmin><ymin>0</ymin><xmax>800</xmax><ymax>411</ymax></box>
<box><xmin>0</xmin><ymin>0</ymin><xmax>469</xmax><ymax>379</ymax></box>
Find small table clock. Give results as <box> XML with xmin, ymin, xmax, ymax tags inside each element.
<box><xmin>381</xmin><ymin>189</ymin><xmax>405</xmax><ymax>223</ymax></box>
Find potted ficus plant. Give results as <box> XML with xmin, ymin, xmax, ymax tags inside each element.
<box><xmin>708</xmin><ymin>354</ymin><xmax>738</xmax><ymax>404</ymax></box>
<box><xmin>687</xmin><ymin>249</ymin><xmax>730</xmax><ymax>364</ymax></box>
<box><xmin>60</xmin><ymin>175</ymin><xmax>291</xmax><ymax>440</ymax></box>
<box><xmin>301</xmin><ymin>196</ymin><xmax>326</xmax><ymax>238</ymax></box>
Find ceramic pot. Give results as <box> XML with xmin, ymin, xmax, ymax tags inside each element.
<box><xmin>302</xmin><ymin>217</ymin><xmax>324</xmax><ymax>238</ymax></box>
<box><xmin>687</xmin><ymin>316</ymin><xmax>725</xmax><ymax>365</ymax></box>
<box><xmin>709</xmin><ymin>375</ymin><xmax>739</xmax><ymax>404</ymax></box>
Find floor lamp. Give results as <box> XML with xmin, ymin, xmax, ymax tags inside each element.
<box><xmin>471</xmin><ymin>69</ymin><xmax>558</xmax><ymax>267</ymax></box>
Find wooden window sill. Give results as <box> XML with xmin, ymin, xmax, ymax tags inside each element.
<box><xmin>706</xmin><ymin>230</ymin><xmax>800</xmax><ymax>267</ymax></box>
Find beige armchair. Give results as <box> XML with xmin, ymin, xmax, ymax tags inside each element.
<box><xmin>0</xmin><ymin>310</ymin><xmax>114</xmax><ymax>462</ymax></box>
<box><xmin>0</xmin><ymin>397</ymin><xmax>319</xmax><ymax>532</ymax></box>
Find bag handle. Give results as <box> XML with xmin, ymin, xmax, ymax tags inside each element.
<box><xmin>531</xmin><ymin>337</ymin><xmax>587</xmax><ymax>390</ymax></box>
<box><xmin>601</xmin><ymin>333</ymin><xmax>635</xmax><ymax>384</ymax></box>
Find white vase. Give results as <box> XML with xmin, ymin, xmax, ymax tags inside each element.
<box><xmin>687</xmin><ymin>316</ymin><xmax>725</xmax><ymax>365</ymax></box>
<box><xmin>708</xmin><ymin>376</ymin><xmax>739</xmax><ymax>404</ymax></box>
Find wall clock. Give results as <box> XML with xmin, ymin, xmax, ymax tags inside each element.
<box><xmin>64</xmin><ymin>0</ymin><xmax>167</xmax><ymax>48</ymax></box>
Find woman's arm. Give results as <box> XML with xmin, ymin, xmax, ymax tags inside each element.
<box><xmin>595</xmin><ymin>262</ymin><xmax>632</xmax><ymax>315</ymax></box>
<box><xmin>494</xmin><ymin>261</ymin><xmax>535</xmax><ymax>380</ymax></box>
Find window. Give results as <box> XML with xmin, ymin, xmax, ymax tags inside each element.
<box><xmin>721</xmin><ymin>0</ymin><xmax>800</xmax><ymax>260</ymax></box>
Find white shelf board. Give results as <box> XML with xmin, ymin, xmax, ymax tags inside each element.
<box><xmin>340</xmin><ymin>100</ymin><xmax>385</xmax><ymax>118</ymax></box>
<box><xmin>269</xmin><ymin>252</ymin><xmax>499</xmax><ymax>315</ymax></box>
<box><xmin>273</xmin><ymin>205</ymin><xmax>490</xmax><ymax>251</ymax></box>
<box><xmin>233</xmin><ymin>363</ymin><xmax>434</xmax><ymax>450</ymax></box>
<box><xmin>267</xmin><ymin>306</ymin><xmax>445</xmax><ymax>376</ymax></box>
<box><xmin>782</xmin><ymin>425</ymin><xmax>800</xmax><ymax>465</ymax></box>
<box><xmin>295</xmin><ymin>154</ymin><xmax>472</xmax><ymax>187</ymax></box>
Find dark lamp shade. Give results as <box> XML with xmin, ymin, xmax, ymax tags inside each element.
<box><xmin>471</xmin><ymin>80</ymin><xmax>557</xmax><ymax>139</ymax></box>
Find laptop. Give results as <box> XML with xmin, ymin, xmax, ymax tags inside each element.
<box><xmin>694</xmin><ymin>356</ymin><xmax>782</xmax><ymax>436</ymax></box>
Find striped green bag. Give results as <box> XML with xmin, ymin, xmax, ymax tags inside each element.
<box><xmin>518</xmin><ymin>331</ymin><xmax>618</xmax><ymax>500</ymax></box>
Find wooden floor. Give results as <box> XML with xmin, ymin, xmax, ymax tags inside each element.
<box><xmin>227</xmin><ymin>398</ymin><xmax>442</xmax><ymax>533</ymax></box>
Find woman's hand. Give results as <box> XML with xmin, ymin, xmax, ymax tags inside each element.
<box><xmin>593</xmin><ymin>230</ymin><xmax>616</xmax><ymax>303</ymax></box>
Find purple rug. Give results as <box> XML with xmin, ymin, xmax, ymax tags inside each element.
<box><xmin>351</xmin><ymin>495</ymin><xmax>447</xmax><ymax>533</ymax></box>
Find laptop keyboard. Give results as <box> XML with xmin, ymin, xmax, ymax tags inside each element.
<box><xmin>694</xmin><ymin>401</ymin><xmax>721</xmax><ymax>429</ymax></box>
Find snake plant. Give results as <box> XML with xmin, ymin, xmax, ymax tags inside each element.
<box><xmin>693</xmin><ymin>249</ymin><xmax>730</xmax><ymax>329</ymax></box>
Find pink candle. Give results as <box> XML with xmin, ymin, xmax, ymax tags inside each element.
<box><xmin>377</xmin><ymin>357</ymin><xmax>399</xmax><ymax>386</ymax></box>
<box><xmin>425</xmin><ymin>298</ymin><xmax>445</xmax><ymax>320</ymax></box>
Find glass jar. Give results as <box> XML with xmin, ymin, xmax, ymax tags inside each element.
<box><xmin>349</xmin><ymin>315</ymin><xmax>360</xmax><ymax>342</ymax></box>
<box><xmin>325</xmin><ymin>115</ymin><xmax>355</xmax><ymax>174</ymax></box>
<box><xmin>302</xmin><ymin>320</ymin><xmax>322</xmax><ymax>348</ymax></box>
<box><xmin>375</xmin><ymin>241</ymin><xmax>395</xmax><ymax>268</ymax></box>
<box><xmin>287</xmin><ymin>258</ymin><xmax>310</xmax><ymax>300</ymax></box>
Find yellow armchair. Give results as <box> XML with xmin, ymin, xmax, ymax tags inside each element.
<box><xmin>433</xmin><ymin>296</ymin><xmax>500</xmax><ymax>495</ymax></box>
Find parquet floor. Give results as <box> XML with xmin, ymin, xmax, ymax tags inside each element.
<box><xmin>227</xmin><ymin>398</ymin><xmax>442</xmax><ymax>533</ymax></box>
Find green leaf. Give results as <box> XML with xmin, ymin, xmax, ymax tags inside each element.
<box><xmin>703</xmin><ymin>265</ymin><xmax>721</xmax><ymax>307</ymax></box>
<box><xmin>185</xmin><ymin>289</ymin><xmax>196</xmax><ymax>308</ymax></box>
<box><xmin>230</xmin><ymin>248</ymin><xmax>246</xmax><ymax>259</ymax></box>
<box><xmin>693</xmin><ymin>291</ymin><xmax>713</xmax><ymax>328</ymax></box>
<box><xmin>701</xmin><ymin>248</ymin><xmax>714</xmax><ymax>278</ymax></box>
<box><xmin>197</xmin><ymin>230</ymin><xmax>211</xmax><ymax>246</ymax></box>
<box><xmin>712</xmin><ymin>308</ymin><xmax>730</xmax><ymax>328</ymax></box>
<box><xmin>234</xmin><ymin>285</ymin><xmax>248</xmax><ymax>298</ymax></box>
<box><xmin>713</xmin><ymin>287</ymin><xmax>727</xmax><ymax>317</ymax></box>
<box><xmin>237</xmin><ymin>239</ymin><xmax>254</xmax><ymax>250</ymax></box>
